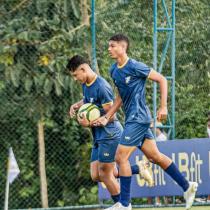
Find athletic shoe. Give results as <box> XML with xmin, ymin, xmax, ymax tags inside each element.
<box><xmin>137</xmin><ymin>160</ymin><xmax>154</xmax><ymax>187</ymax></box>
<box><xmin>184</xmin><ymin>182</ymin><xmax>198</xmax><ymax>209</ymax></box>
<box><xmin>104</xmin><ymin>202</ymin><xmax>132</xmax><ymax>210</ymax></box>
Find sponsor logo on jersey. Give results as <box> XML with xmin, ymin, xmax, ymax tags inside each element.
<box><xmin>125</xmin><ymin>136</ymin><xmax>131</xmax><ymax>140</ymax></box>
<box><xmin>125</xmin><ymin>76</ymin><xmax>131</xmax><ymax>84</ymax></box>
<box><xmin>90</xmin><ymin>98</ymin><xmax>94</xmax><ymax>103</ymax></box>
<box><xmin>104</xmin><ymin>153</ymin><xmax>110</xmax><ymax>157</ymax></box>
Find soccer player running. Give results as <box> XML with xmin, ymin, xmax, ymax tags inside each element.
<box><xmin>67</xmin><ymin>55</ymin><xmax>153</xmax><ymax>204</ymax></box>
<box><xmin>93</xmin><ymin>34</ymin><xmax>198</xmax><ymax>210</ymax></box>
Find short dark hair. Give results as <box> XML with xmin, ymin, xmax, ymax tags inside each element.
<box><xmin>109</xmin><ymin>34</ymin><xmax>129</xmax><ymax>51</ymax></box>
<box><xmin>66</xmin><ymin>55</ymin><xmax>89</xmax><ymax>72</ymax></box>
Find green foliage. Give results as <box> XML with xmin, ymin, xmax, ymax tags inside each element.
<box><xmin>0</xmin><ymin>0</ymin><xmax>209</xmax><ymax>209</ymax></box>
<box><xmin>95</xmin><ymin>0</ymin><xmax>209</xmax><ymax>139</ymax></box>
<box><xmin>78</xmin><ymin>186</ymin><xmax>98</xmax><ymax>204</ymax></box>
<box><xmin>0</xmin><ymin>0</ymin><xmax>93</xmax><ymax>208</ymax></box>
<box><xmin>175</xmin><ymin>0</ymin><xmax>210</xmax><ymax>138</ymax></box>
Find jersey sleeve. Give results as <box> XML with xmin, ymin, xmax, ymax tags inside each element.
<box><xmin>133</xmin><ymin>60</ymin><xmax>151</xmax><ymax>78</ymax></box>
<box><xmin>98</xmin><ymin>83</ymin><xmax>114</xmax><ymax>106</ymax></box>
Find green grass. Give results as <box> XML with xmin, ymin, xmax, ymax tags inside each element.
<box><xmin>136</xmin><ymin>206</ymin><xmax>210</xmax><ymax>210</ymax></box>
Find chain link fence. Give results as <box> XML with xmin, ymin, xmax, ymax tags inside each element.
<box><xmin>0</xmin><ymin>0</ymin><xmax>95</xmax><ymax>209</ymax></box>
<box><xmin>0</xmin><ymin>0</ymin><xmax>209</xmax><ymax>209</ymax></box>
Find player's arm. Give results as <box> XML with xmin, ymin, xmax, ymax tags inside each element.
<box><xmin>102</xmin><ymin>102</ymin><xmax>116</xmax><ymax>122</ymax></box>
<box><xmin>104</xmin><ymin>94</ymin><xmax>122</xmax><ymax>120</ymax></box>
<box><xmin>148</xmin><ymin>69</ymin><xmax>168</xmax><ymax>121</ymax></box>
<box><xmin>69</xmin><ymin>99</ymin><xmax>84</xmax><ymax>118</ymax></box>
<box><xmin>92</xmin><ymin>94</ymin><xmax>122</xmax><ymax>127</ymax></box>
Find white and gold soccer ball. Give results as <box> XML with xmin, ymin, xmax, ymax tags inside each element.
<box><xmin>77</xmin><ymin>103</ymin><xmax>100</xmax><ymax>122</ymax></box>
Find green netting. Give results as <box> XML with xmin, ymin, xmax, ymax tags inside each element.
<box><xmin>0</xmin><ymin>0</ymin><xmax>209</xmax><ymax>209</ymax></box>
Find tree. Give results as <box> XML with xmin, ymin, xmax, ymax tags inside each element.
<box><xmin>0</xmin><ymin>0</ymin><xmax>93</xmax><ymax>208</ymax></box>
<box><xmin>0</xmin><ymin>0</ymin><xmax>209</xmax><ymax>208</ymax></box>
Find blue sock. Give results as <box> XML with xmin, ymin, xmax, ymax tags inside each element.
<box><xmin>120</xmin><ymin>176</ymin><xmax>131</xmax><ymax>207</ymax></box>
<box><xmin>131</xmin><ymin>165</ymin><xmax>139</xmax><ymax>174</ymax></box>
<box><xmin>165</xmin><ymin>162</ymin><xmax>189</xmax><ymax>191</ymax></box>
<box><xmin>111</xmin><ymin>194</ymin><xmax>120</xmax><ymax>203</ymax></box>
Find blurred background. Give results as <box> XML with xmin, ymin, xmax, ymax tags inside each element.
<box><xmin>0</xmin><ymin>0</ymin><xmax>209</xmax><ymax>209</ymax></box>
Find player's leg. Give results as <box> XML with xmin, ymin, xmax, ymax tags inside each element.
<box><xmin>113</xmin><ymin>123</ymin><xmax>151</xmax><ymax>209</ymax></box>
<box><xmin>98</xmin><ymin>162</ymin><xmax>120</xmax><ymax>203</ymax></box>
<box><xmin>114</xmin><ymin>144</ymin><xmax>136</xmax><ymax>209</ymax></box>
<box><xmin>113</xmin><ymin>163</ymin><xmax>119</xmax><ymax>178</ymax></box>
<box><xmin>90</xmin><ymin>160</ymin><xmax>100</xmax><ymax>182</ymax></box>
<box><xmin>90</xmin><ymin>142</ymin><xmax>121</xmax><ymax>204</ymax></box>
<box><xmin>98</xmin><ymin>139</ymin><xmax>121</xmax><ymax>204</ymax></box>
<box><xmin>104</xmin><ymin>123</ymin><xmax>152</xmax><ymax>210</ymax></box>
<box><xmin>141</xmin><ymin>138</ymin><xmax>198</xmax><ymax>209</ymax></box>
<box><xmin>90</xmin><ymin>142</ymin><xmax>100</xmax><ymax>182</ymax></box>
<box><xmin>90</xmin><ymin>140</ymin><xmax>152</xmax><ymax>201</ymax></box>
<box><xmin>114</xmin><ymin>160</ymin><xmax>153</xmax><ymax>186</ymax></box>
<box><xmin>141</xmin><ymin>138</ymin><xmax>172</xmax><ymax>169</ymax></box>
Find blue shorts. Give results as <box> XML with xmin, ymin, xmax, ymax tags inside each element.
<box><xmin>91</xmin><ymin>139</ymin><xmax>119</xmax><ymax>163</ymax></box>
<box><xmin>120</xmin><ymin>122</ymin><xmax>154</xmax><ymax>148</ymax></box>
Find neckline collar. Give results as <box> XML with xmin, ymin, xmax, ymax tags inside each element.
<box><xmin>117</xmin><ymin>57</ymin><xmax>129</xmax><ymax>69</ymax></box>
<box><xmin>86</xmin><ymin>74</ymin><xmax>98</xmax><ymax>86</ymax></box>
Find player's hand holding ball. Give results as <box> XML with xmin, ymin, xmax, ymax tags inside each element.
<box><xmin>77</xmin><ymin>103</ymin><xmax>101</xmax><ymax>127</ymax></box>
<box><xmin>91</xmin><ymin>116</ymin><xmax>109</xmax><ymax>127</ymax></box>
<box><xmin>69</xmin><ymin>103</ymin><xmax>80</xmax><ymax>118</ymax></box>
<box><xmin>77</xmin><ymin>113</ymin><xmax>90</xmax><ymax>127</ymax></box>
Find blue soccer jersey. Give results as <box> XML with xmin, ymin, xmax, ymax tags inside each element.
<box><xmin>110</xmin><ymin>58</ymin><xmax>152</xmax><ymax>124</ymax></box>
<box><xmin>82</xmin><ymin>76</ymin><xmax>123</xmax><ymax>142</ymax></box>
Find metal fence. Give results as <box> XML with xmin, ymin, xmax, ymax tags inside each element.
<box><xmin>0</xmin><ymin>0</ymin><xmax>95</xmax><ymax>209</ymax></box>
<box><xmin>0</xmin><ymin>0</ymin><xmax>209</xmax><ymax>209</ymax></box>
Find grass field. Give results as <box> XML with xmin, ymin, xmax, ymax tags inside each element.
<box><xmin>16</xmin><ymin>205</ymin><xmax>210</xmax><ymax>210</ymax></box>
<box><xmin>136</xmin><ymin>207</ymin><xmax>210</xmax><ymax>210</ymax></box>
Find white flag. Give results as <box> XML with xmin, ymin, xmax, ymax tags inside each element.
<box><xmin>8</xmin><ymin>148</ymin><xmax>20</xmax><ymax>184</ymax></box>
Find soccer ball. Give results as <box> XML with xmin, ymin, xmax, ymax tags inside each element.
<box><xmin>77</xmin><ymin>103</ymin><xmax>100</xmax><ymax>122</ymax></box>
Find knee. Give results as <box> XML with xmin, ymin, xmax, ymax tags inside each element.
<box><xmin>99</xmin><ymin>164</ymin><xmax>115</xmax><ymax>182</ymax></box>
<box><xmin>115</xmin><ymin>150</ymin><xmax>128</xmax><ymax>165</ymax></box>
<box><xmin>99</xmin><ymin>171</ymin><xmax>106</xmax><ymax>181</ymax></box>
<box><xmin>91</xmin><ymin>172</ymin><xmax>100</xmax><ymax>182</ymax></box>
<box><xmin>98</xmin><ymin>169</ymin><xmax>108</xmax><ymax>181</ymax></box>
<box><xmin>98</xmin><ymin>164</ymin><xmax>109</xmax><ymax>179</ymax></box>
<box><xmin>115</xmin><ymin>156</ymin><xmax>128</xmax><ymax>165</ymax></box>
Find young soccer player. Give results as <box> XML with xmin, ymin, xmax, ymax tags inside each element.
<box><xmin>67</xmin><ymin>55</ymin><xmax>153</xmax><ymax>204</ymax></box>
<box><xmin>93</xmin><ymin>34</ymin><xmax>198</xmax><ymax>210</ymax></box>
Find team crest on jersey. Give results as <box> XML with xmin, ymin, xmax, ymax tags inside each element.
<box><xmin>125</xmin><ymin>136</ymin><xmax>131</xmax><ymax>140</ymax></box>
<box><xmin>125</xmin><ymin>76</ymin><xmax>131</xmax><ymax>84</ymax></box>
<box><xmin>90</xmin><ymin>98</ymin><xmax>94</xmax><ymax>103</ymax></box>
